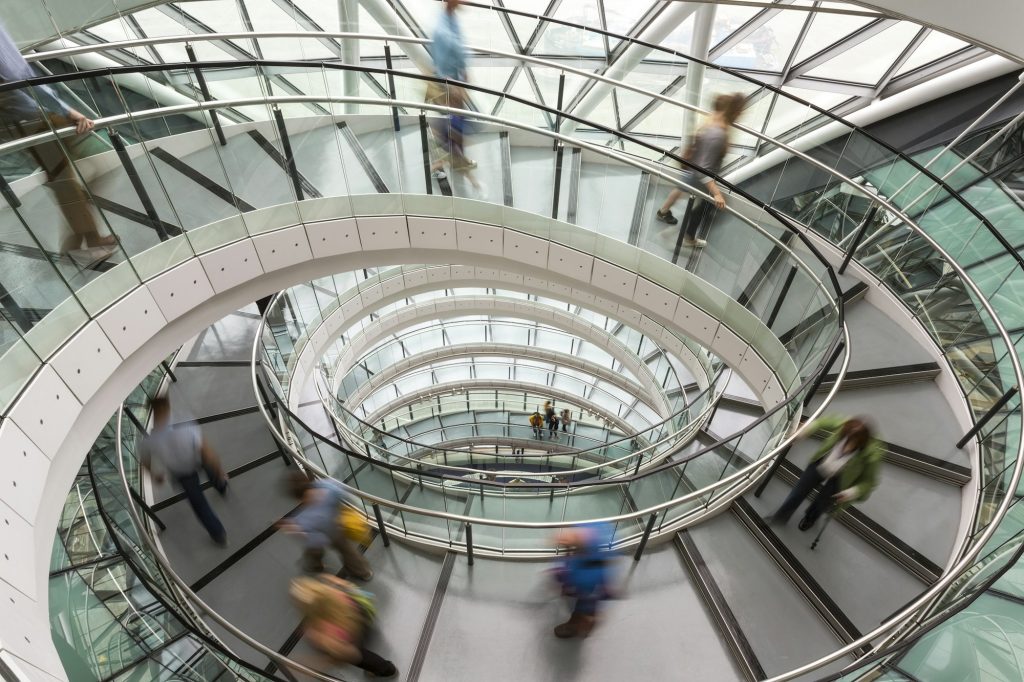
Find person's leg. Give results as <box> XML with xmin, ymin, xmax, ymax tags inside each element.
<box><xmin>302</xmin><ymin>546</ymin><xmax>326</xmax><ymax>573</ymax></box>
<box><xmin>656</xmin><ymin>189</ymin><xmax>684</xmax><ymax>224</ymax></box>
<box><xmin>27</xmin><ymin>125</ymin><xmax>114</xmax><ymax>253</ymax></box>
<box><xmin>176</xmin><ymin>472</ymin><xmax>226</xmax><ymax>543</ymax></box>
<box><xmin>683</xmin><ymin>199</ymin><xmax>708</xmax><ymax>240</ymax></box>
<box><xmin>333</xmin><ymin>529</ymin><xmax>372</xmax><ymax>580</ymax></box>
<box><xmin>355</xmin><ymin>645</ymin><xmax>397</xmax><ymax>677</ymax></box>
<box><xmin>555</xmin><ymin>598</ymin><xmax>598</xmax><ymax>638</ymax></box>
<box><xmin>771</xmin><ymin>464</ymin><xmax>823</xmax><ymax>524</ymax></box>
<box><xmin>802</xmin><ymin>477</ymin><xmax>839</xmax><ymax>526</ymax></box>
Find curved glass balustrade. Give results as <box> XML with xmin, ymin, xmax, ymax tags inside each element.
<box><xmin>0</xmin><ymin>29</ymin><xmax>1018</xmax><ymax>680</ymax></box>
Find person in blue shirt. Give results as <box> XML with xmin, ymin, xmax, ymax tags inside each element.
<box><xmin>280</xmin><ymin>470</ymin><xmax>374</xmax><ymax>580</ymax></box>
<box><xmin>426</xmin><ymin>0</ymin><xmax>480</xmax><ymax>188</ymax></box>
<box><xmin>0</xmin><ymin>22</ymin><xmax>117</xmax><ymax>256</ymax></box>
<box><xmin>551</xmin><ymin>522</ymin><xmax>617</xmax><ymax>638</ymax></box>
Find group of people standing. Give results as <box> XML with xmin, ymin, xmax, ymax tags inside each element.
<box><xmin>530</xmin><ymin>400</ymin><xmax>572</xmax><ymax>439</ymax></box>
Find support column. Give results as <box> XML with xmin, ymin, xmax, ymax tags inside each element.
<box><xmin>680</xmin><ymin>3</ymin><xmax>717</xmax><ymax>146</ymax></box>
<box><xmin>339</xmin><ymin>0</ymin><xmax>361</xmax><ymax>115</ymax></box>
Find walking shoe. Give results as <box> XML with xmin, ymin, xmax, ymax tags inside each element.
<box><xmin>350</xmin><ymin>569</ymin><xmax>374</xmax><ymax>582</ymax></box>
<box><xmin>431</xmin><ymin>169</ymin><xmax>447</xmax><ymax>180</ymax></box>
<box><xmin>655</xmin><ymin>209</ymin><xmax>678</xmax><ymax>225</ymax></box>
<box><xmin>683</xmin><ymin>237</ymin><xmax>707</xmax><ymax>248</ymax></box>
<box><xmin>366</xmin><ymin>662</ymin><xmax>398</xmax><ymax>678</ymax></box>
<box><xmin>798</xmin><ymin>516</ymin><xmax>815</xmax><ymax>532</ymax></box>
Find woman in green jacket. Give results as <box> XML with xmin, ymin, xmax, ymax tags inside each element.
<box><xmin>769</xmin><ymin>416</ymin><xmax>882</xmax><ymax>531</ymax></box>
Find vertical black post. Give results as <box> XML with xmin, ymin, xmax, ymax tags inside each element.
<box><xmin>766</xmin><ymin>266</ymin><xmax>799</xmax><ymax>328</ymax></box>
<box><xmin>109</xmin><ymin>130</ymin><xmax>169</xmax><ymax>241</ymax></box>
<box><xmin>272</xmin><ymin>107</ymin><xmax>303</xmax><ymax>201</ymax></box>
<box><xmin>465</xmin><ymin>523</ymin><xmax>475</xmax><ymax>566</ymax></box>
<box><xmin>551</xmin><ymin>143</ymin><xmax>565</xmax><ymax>219</ymax></box>
<box><xmin>254</xmin><ymin>373</ymin><xmax>292</xmax><ymax>467</ymax></box>
<box><xmin>372</xmin><ymin>503</ymin><xmax>391</xmax><ymax>547</ymax></box>
<box><xmin>839</xmin><ymin>205</ymin><xmax>879</xmax><ymax>275</ymax></box>
<box><xmin>160</xmin><ymin>360</ymin><xmax>177</xmax><ymax>383</ymax></box>
<box><xmin>755</xmin><ymin>339</ymin><xmax>845</xmax><ymax>498</ymax></box>
<box><xmin>0</xmin><ymin>281</ymin><xmax>32</xmax><ymax>333</ymax></box>
<box><xmin>185</xmin><ymin>43</ymin><xmax>227</xmax><ymax>147</ymax></box>
<box><xmin>957</xmin><ymin>386</ymin><xmax>1019</xmax><ymax>449</ymax></box>
<box><xmin>418</xmin><ymin>112</ymin><xmax>433</xmax><ymax>194</ymax></box>
<box><xmin>129</xmin><ymin>489</ymin><xmax>166</xmax><ymax>531</ymax></box>
<box><xmin>671</xmin><ymin>197</ymin><xmax>695</xmax><ymax>263</ymax></box>
<box><xmin>383</xmin><ymin>45</ymin><xmax>400</xmax><ymax>132</ymax></box>
<box><xmin>552</xmin><ymin>72</ymin><xmax>565</xmax><ymax>152</ymax></box>
<box><xmin>0</xmin><ymin>173</ymin><xmax>21</xmax><ymax>209</ymax></box>
<box><xmin>633</xmin><ymin>512</ymin><xmax>657</xmax><ymax>561</ymax></box>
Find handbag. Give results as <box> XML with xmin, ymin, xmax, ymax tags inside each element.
<box><xmin>337</xmin><ymin>505</ymin><xmax>372</xmax><ymax>545</ymax></box>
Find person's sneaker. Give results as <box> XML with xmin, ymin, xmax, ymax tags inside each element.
<box><xmin>431</xmin><ymin>169</ymin><xmax>447</xmax><ymax>180</ymax></box>
<box><xmin>352</xmin><ymin>569</ymin><xmax>374</xmax><ymax>582</ymax></box>
<box><xmin>656</xmin><ymin>209</ymin><xmax>678</xmax><ymax>225</ymax></box>
<box><xmin>798</xmin><ymin>517</ymin><xmax>815</xmax><ymax>532</ymax></box>
<box><xmin>683</xmin><ymin>237</ymin><xmax>708</xmax><ymax>248</ymax></box>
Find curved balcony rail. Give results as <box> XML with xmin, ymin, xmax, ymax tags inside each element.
<box><xmin>271</xmin><ymin>282</ymin><xmax>729</xmax><ymax>482</ymax></box>
<box><xmin>355</xmin><ymin>375</ymin><xmax>653</xmax><ymax>434</ymax></box>
<box><xmin>0</xmin><ymin>46</ymin><xmax>1013</xmax><ymax>682</ymax></box>
<box><xmin>330</xmin><ymin>322</ymin><xmax>690</xmax><ymax>410</ymax></box>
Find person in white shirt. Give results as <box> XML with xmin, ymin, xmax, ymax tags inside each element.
<box><xmin>768</xmin><ymin>416</ymin><xmax>882</xmax><ymax>531</ymax></box>
<box><xmin>140</xmin><ymin>396</ymin><xmax>229</xmax><ymax>545</ymax></box>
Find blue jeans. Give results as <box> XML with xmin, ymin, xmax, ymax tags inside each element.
<box><xmin>772</xmin><ymin>464</ymin><xmax>838</xmax><ymax>525</ymax></box>
<box><xmin>175</xmin><ymin>467</ymin><xmax>226</xmax><ymax>542</ymax></box>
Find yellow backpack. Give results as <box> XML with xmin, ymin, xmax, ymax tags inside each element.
<box><xmin>338</xmin><ymin>505</ymin><xmax>372</xmax><ymax>546</ymax></box>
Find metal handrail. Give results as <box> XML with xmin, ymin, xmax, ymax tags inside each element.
<box><xmin>304</xmin><ymin>316</ymin><xmax>726</xmax><ymax>479</ymax></box>
<box><xmin>7</xmin><ymin>55</ymin><xmax>1010</xmax><ymax>681</ymax></box>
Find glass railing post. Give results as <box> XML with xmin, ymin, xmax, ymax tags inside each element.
<box><xmin>372</xmin><ymin>503</ymin><xmax>390</xmax><ymax>547</ymax></box>
<box><xmin>465</xmin><ymin>522</ymin><xmax>475</xmax><ymax>565</ymax></box>
<box><xmin>417</xmin><ymin>111</ymin><xmax>433</xmax><ymax>194</ymax></box>
<box><xmin>766</xmin><ymin>266</ymin><xmax>799</xmax><ymax>328</ymax></box>
<box><xmin>552</xmin><ymin>71</ymin><xmax>565</xmax><ymax>152</ymax></box>
<box><xmin>108</xmin><ymin>130</ymin><xmax>169</xmax><ymax>241</ymax></box>
<box><xmin>185</xmin><ymin>44</ymin><xmax>227</xmax><ymax>147</ymax></box>
<box><xmin>633</xmin><ymin>512</ymin><xmax>658</xmax><ymax>561</ymax></box>
<box><xmin>383</xmin><ymin>45</ymin><xmax>400</xmax><ymax>132</ymax></box>
<box><xmin>838</xmin><ymin>204</ymin><xmax>880</xmax><ymax>275</ymax></box>
<box><xmin>271</xmin><ymin>106</ymin><xmax>303</xmax><ymax>201</ymax></box>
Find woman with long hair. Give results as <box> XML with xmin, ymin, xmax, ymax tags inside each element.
<box><xmin>655</xmin><ymin>92</ymin><xmax>746</xmax><ymax>248</ymax></box>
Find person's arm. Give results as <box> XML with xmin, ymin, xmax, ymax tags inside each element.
<box><xmin>839</xmin><ymin>443</ymin><xmax>882</xmax><ymax>504</ymax></box>
<box><xmin>199</xmin><ymin>439</ymin><xmax>226</xmax><ymax>481</ymax></box>
<box><xmin>703</xmin><ymin>178</ymin><xmax>726</xmax><ymax>209</ymax></box>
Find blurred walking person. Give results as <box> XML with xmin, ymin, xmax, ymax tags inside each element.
<box><xmin>768</xmin><ymin>416</ymin><xmax>882</xmax><ymax>530</ymax></box>
<box><xmin>281</xmin><ymin>470</ymin><xmax>374</xmax><ymax>580</ymax></box>
<box><xmin>0</xmin><ymin>22</ymin><xmax>117</xmax><ymax>258</ymax></box>
<box><xmin>426</xmin><ymin>0</ymin><xmax>480</xmax><ymax>188</ymax></box>
<box><xmin>655</xmin><ymin>93</ymin><xmax>746</xmax><ymax>248</ymax></box>
<box><xmin>139</xmin><ymin>396</ymin><xmax>229</xmax><ymax>546</ymax></box>
<box><xmin>551</xmin><ymin>522</ymin><xmax>616</xmax><ymax>638</ymax></box>
<box><xmin>291</xmin><ymin>574</ymin><xmax>397</xmax><ymax>678</ymax></box>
